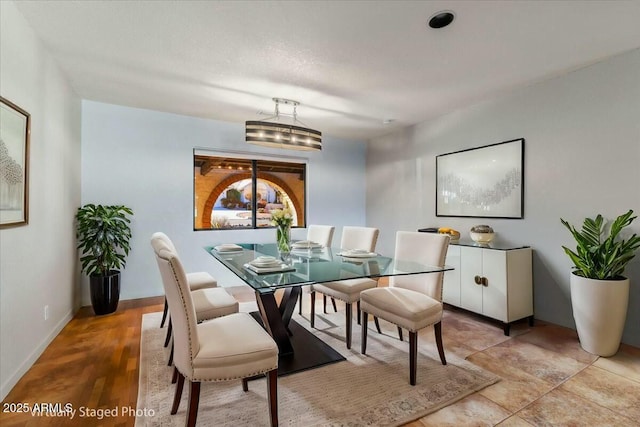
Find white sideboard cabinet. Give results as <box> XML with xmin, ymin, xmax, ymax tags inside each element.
<box><xmin>442</xmin><ymin>242</ymin><xmax>533</xmax><ymax>335</ymax></box>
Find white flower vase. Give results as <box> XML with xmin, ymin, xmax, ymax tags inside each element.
<box><xmin>570</xmin><ymin>272</ymin><xmax>629</xmax><ymax>357</ymax></box>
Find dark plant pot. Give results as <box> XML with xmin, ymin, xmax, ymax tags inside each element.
<box><xmin>90</xmin><ymin>270</ymin><xmax>120</xmax><ymax>315</ymax></box>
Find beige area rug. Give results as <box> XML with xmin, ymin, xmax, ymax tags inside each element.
<box><xmin>136</xmin><ymin>303</ymin><xmax>499</xmax><ymax>426</ymax></box>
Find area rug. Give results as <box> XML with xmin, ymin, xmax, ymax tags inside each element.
<box><xmin>136</xmin><ymin>305</ymin><xmax>499</xmax><ymax>426</ymax></box>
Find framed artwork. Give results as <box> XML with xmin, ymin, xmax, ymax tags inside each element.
<box><xmin>0</xmin><ymin>97</ymin><xmax>30</xmax><ymax>227</ymax></box>
<box><xmin>436</xmin><ymin>138</ymin><xmax>524</xmax><ymax>218</ymax></box>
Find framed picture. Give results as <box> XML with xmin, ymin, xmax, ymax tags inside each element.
<box><xmin>436</xmin><ymin>138</ymin><xmax>524</xmax><ymax>218</ymax></box>
<box><xmin>0</xmin><ymin>97</ymin><xmax>30</xmax><ymax>227</ymax></box>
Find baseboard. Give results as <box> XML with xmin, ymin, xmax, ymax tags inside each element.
<box><xmin>0</xmin><ymin>310</ymin><xmax>73</xmax><ymax>401</ymax></box>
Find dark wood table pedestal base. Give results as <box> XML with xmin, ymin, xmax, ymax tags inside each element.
<box><xmin>253</xmin><ymin>287</ymin><xmax>344</xmax><ymax>377</ymax></box>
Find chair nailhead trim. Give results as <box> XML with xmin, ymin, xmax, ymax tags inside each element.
<box><xmin>191</xmin><ymin>364</ymin><xmax>279</xmax><ymax>382</ymax></box>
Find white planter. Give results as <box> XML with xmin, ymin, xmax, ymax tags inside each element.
<box><xmin>570</xmin><ymin>272</ymin><xmax>629</xmax><ymax>357</ymax></box>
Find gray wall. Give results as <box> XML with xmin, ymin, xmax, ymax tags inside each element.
<box><xmin>0</xmin><ymin>2</ymin><xmax>82</xmax><ymax>399</ymax></box>
<box><xmin>366</xmin><ymin>49</ymin><xmax>640</xmax><ymax>346</ymax></box>
<box><xmin>81</xmin><ymin>101</ymin><xmax>368</xmax><ymax>305</ymax></box>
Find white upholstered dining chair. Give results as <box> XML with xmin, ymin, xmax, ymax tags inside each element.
<box><xmin>297</xmin><ymin>225</ymin><xmax>336</xmax><ymax>315</ymax></box>
<box><xmin>359</xmin><ymin>231</ymin><xmax>450</xmax><ymax>385</ymax></box>
<box><xmin>152</xmin><ymin>232</ymin><xmax>219</xmax><ymax>328</ymax></box>
<box><xmin>150</xmin><ymin>233</ymin><xmax>239</xmax><ymax>368</ymax></box>
<box><xmin>153</xmin><ymin>243</ymin><xmax>279</xmax><ymax>427</ymax></box>
<box><xmin>309</xmin><ymin>226</ymin><xmax>380</xmax><ymax>349</ymax></box>
<box><xmin>306</xmin><ymin>224</ymin><xmax>335</xmax><ymax>248</ymax></box>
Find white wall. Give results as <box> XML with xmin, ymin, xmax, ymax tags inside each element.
<box><xmin>0</xmin><ymin>2</ymin><xmax>81</xmax><ymax>399</ymax></box>
<box><xmin>81</xmin><ymin>101</ymin><xmax>367</xmax><ymax>304</ymax></box>
<box><xmin>367</xmin><ymin>49</ymin><xmax>640</xmax><ymax>347</ymax></box>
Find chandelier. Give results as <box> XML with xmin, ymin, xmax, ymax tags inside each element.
<box><xmin>246</xmin><ymin>98</ymin><xmax>322</xmax><ymax>151</ymax></box>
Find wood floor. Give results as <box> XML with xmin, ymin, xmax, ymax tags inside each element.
<box><xmin>0</xmin><ymin>296</ymin><xmax>165</xmax><ymax>427</ymax></box>
<box><xmin>2</xmin><ymin>285</ymin><xmax>639</xmax><ymax>426</ymax></box>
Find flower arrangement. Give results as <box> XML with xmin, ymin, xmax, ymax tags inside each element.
<box><xmin>270</xmin><ymin>208</ymin><xmax>293</xmax><ymax>254</ymax></box>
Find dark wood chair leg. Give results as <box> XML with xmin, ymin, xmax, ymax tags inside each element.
<box><xmin>242</xmin><ymin>378</ymin><xmax>249</xmax><ymax>392</ymax></box>
<box><xmin>167</xmin><ymin>341</ymin><xmax>174</xmax><ymax>366</ymax></box>
<box><xmin>374</xmin><ymin>316</ymin><xmax>382</xmax><ymax>334</ymax></box>
<box><xmin>186</xmin><ymin>381</ymin><xmax>201</xmax><ymax>427</ymax></box>
<box><xmin>331</xmin><ymin>297</ymin><xmax>338</xmax><ymax>312</ymax></box>
<box><xmin>434</xmin><ymin>321</ymin><xmax>447</xmax><ymax>365</ymax></box>
<box><xmin>164</xmin><ymin>318</ymin><xmax>172</xmax><ymax>348</ymax></box>
<box><xmin>323</xmin><ymin>295</ymin><xmax>327</xmax><ymax>313</ymax></box>
<box><xmin>409</xmin><ymin>331</ymin><xmax>418</xmax><ymax>386</ymax></box>
<box><xmin>171</xmin><ymin>372</ymin><xmax>185</xmax><ymax>414</ymax></box>
<box><xmin>397</xmin><ymin>326</ymin><xmax>404</xmax><ymax>341</ymax></box>
<box><xmin>310</xmin><ymin>291</ymin><xmax>316</xmax><ymax>328</ymax></box>
<box><xmin>267</xmin><ymin>369</ymin><xmax>278</xmax><ymax>427</ymax></box>
<box><xmin>357</xmin><ymin>300</ymin><xmax>361</xmax><ymax>325</ymax></box>
<box><xmin>171</xmin><ymin>366</ymin><xmax>178</xmax><ymax>384</ymax></box>
<box><xmin>160</xmin><ymin>298</ymin><xmax>168</xmax><ymax>328</ymax></box>
<box><xmin>361</xmin><ymin>311</ymin><xmax>368</xmax><ymax>354</ymax></box>
<box><xmin>345</xmin><ymin>302</ymin><xmax>352</xmax><ymax>349</ymax></box>
<box><xmin>298</xmin><ymin>291</ymin><xmax>303</xmax><ymax>315</ymax></box>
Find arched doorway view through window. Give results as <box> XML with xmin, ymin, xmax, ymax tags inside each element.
<box><xmin>193</xmin><ymin>153</ymin><xmax>306</xmax><ymax>230</ymax></box>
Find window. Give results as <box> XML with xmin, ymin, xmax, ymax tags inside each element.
<box><xmin>193</xmin><ymin>152</ymin><xmax>306</xmax><ymax>230</ymax></box>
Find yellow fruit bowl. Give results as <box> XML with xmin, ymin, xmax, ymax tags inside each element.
<box><xmin>438</xmin><ymin>228</ymin><xmax>460</xmax><ymax>242</ymax></box>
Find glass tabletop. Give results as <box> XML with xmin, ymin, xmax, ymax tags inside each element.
<box><xmin>205</xmin><ymin>243</ymin><xmax>453</xmax><ymax>292</ymax></box>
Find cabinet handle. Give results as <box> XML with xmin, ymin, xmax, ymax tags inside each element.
<box><xmin>474</xmin><ymin>275</ymin><xmax>482</xmax><ymax>285</ymax></box>
<box><xmin>481</xmin><ymin>277</ymin><xmax>488</xmax><ymax>287</ymax></box>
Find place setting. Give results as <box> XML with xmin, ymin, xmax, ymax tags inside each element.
<box><xmin>291</xmin><ymin>240</ymin><xmax>324</xmax><ymax>251</ymax></box>
<box><xmin>244</xmin><ymin>255</ymin><xmax>296</xmax><ymax>274</ymax></box>
<box><xmin>290</xmin><ymin>240</ymin><xmax>326</xmax><ymax>259</ymax></box>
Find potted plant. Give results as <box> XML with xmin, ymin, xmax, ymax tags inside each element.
<box><xmin>561</xmin><ymin>209</ymin><xmax>640</xmax><ymax>356</ymax></box>
<box><xmin>76</xmin><ymin>204</ymin><xmax>134</xmax><ymax>315</ymax></box>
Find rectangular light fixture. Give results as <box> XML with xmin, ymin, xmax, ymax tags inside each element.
<box><xmin>246</xmin><ymin>121</ymin><xmax>322</xmax><ymax>151</ymax></box>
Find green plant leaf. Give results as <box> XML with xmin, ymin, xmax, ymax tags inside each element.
<box><xmin>76</xmin><ymin>204</ymin><xmax>134</xmax><ymax>277</ymax></box>
<box><xmin>561</xmin><ymin>210</ymin><xmax>639</xmax><ymax>280</ymax></box>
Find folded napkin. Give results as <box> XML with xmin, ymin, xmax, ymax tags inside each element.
<box><xmin>292</xmin><ymin>240</ymin><xmax>323</xmax><ymax>249</ymax></box>
<box><xmin>249</xmin><ymin>256</ymin><xmax>279</xmax><ymax>267</ymax></box>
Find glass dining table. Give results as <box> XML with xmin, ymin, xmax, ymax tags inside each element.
<box><xmin>206</xmin><ymin>242</ymin><xmax>452</xmax><ymax>375</ymax></box>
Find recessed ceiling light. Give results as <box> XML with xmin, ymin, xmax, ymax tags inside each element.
<box><xmin>383</xmin><ymin>119</ymin><xmax>395</xmax><ymax>125</ymax></box>
<box><xmin>428</xmin><ymin>11</ymin><xmax>455</xmax><ymax>29</ymax></box>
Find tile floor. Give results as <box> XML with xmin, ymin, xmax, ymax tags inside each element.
<box><xmin>401</xmin><ymin>306</ymin><xmax>640</xmax><ymax>426</ymax></box>
<box><xmin>263</xmin><ymin>286</ymin><xmax>640</xmax><ymax>427</ymax></box>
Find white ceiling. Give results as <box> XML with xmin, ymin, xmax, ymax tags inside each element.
<box><xmin>13</xmin><ymin>0</ymin><xmax>640</xmax><ymax>140</ymax></box>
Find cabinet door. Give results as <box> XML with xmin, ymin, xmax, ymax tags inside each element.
<box><xmin>482</xmin><ymin>249</ymin><xmax>508</xmax><ymax>321</ymax></box>
<box><xmin>443</xmin><ymin>245</ymin><xmax>460</xmax><ymax>305</ymax></box>
<box><xmin>460</xmin><ymin>246</ymin><xmax>483</xmax><ymax>313</ymax></box>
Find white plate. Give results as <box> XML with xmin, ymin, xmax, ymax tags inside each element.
<box><xmin>214</xmin><ymin>244</ymin><xmax>243</xmax><ymax>252</ymax></box>
<box><xmin>338</xmin><ymin>251</ymin><xmax>378</xmax><ymax>258</ymax></box>
<box><xmin>250</xmin><ymin>259</ymin><xmax>280</xmax><ymax>265</ymax></box>
<box><xmin>244</xmin><ymin>263</ymin><xmax>296</xmax><ymax>274</ymax></box>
